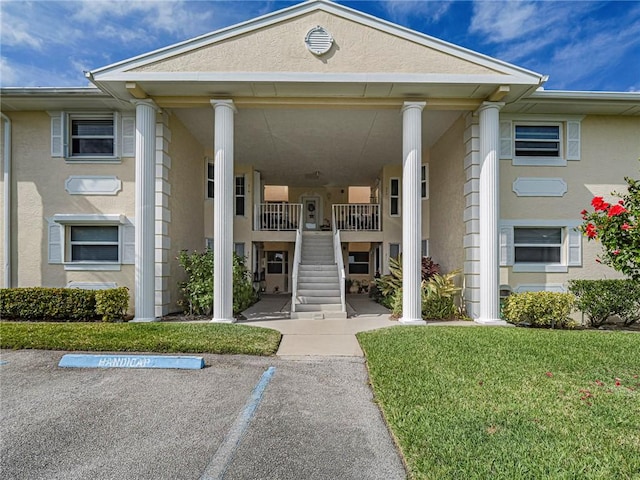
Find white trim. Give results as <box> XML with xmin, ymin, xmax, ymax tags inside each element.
<box><xmin>52</xmin><ymin>214</ymin><xmax>126</xmax><ymax>225</ymax></box>
<box><xmin>65</xmin><ymin>176</ymin><xmax>122</xmax><ymax>195</ymax></box>
<box><xmin>95</xmin><ymin>71</ymin><xmax>539</xmax><ymax>86</ymax></box>
<box><xmin>513</xmin><ymin>283</ymin><xmax>567</xmax><ymax>293</ymax></box>
<box><xmin>66</xmin><ymin>281</ymin><xmax>118</xmax><ymax>290</ymax></box>
<box><xmin>64</xmin><ymin>263</ymin><xmax>121</xmax><ymax>271</ymax></box>
<box><xmin>502</xmin><ymin>219</ymin><xmax>581</xmax><ymax>228</ymax></box>
<box><xmin>90</xmin><ymin>0</ymin><xmax>543</xmax><ymax>84</ymax></box>
<box><xmin>513</xmin><ymin>264</ymin><xmax>568</xmax><ymax>273</ymax></box>
<box><xmin>500</xmin><ymin>114</ymin><xmax>586</xmax><ymax>122</ymax></box>
<box><xmin>512</xmin><ymin>177</ymin><xmax>567</xmax><ymax>197</ymax></box>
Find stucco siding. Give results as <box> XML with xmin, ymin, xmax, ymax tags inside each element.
<box><xmin>429</xmin><ymin>115</ymin><xmax>466</xmax><ymax>274</ymax></box>
<box><xmin>7</xmin><ymin>111</ymin><xmax>135</xmax><ymax>300</ymax></box>
<box><xmin>499</xmin><ymin>115</ymin><xmax>640</xmax><ymax>289</ymax></box>
<box><xmin>132</xmin><ymin>11</ymin><xmax>501</xmax><ymax>76</ymax></box>
<box><xmin>167</xmin><ymin>113</ymin><xmax>206</xmax><ymax>313</ymax></box>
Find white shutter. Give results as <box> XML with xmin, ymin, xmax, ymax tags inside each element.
<box><xmin>499</xmin><ymin>121</ymin><xmax>512</xmax><ymax>159</ymax></box>
<box><xmin>121</xmin><ymin>115</ymin><xmax>135</xmax><ymax>157</ymax></box>
<box><xmin>50</xmin><ymin>112</ymin><xmax>64</xmax><ymax>157</ymax></box>
<box><xmin>121</xmin><ymin>222</ymin><xmax>135</xmax><ymax>264</ymax></box>
<box><xmin>566</xmin><ymin>121</ymin><xmax>581</xmax><ymax>160</ymax></box>
<box><xmin>567</xmin><ymin>227</ymin><xmax>582</xmax><ymax>266</ymax></box>
<box><xmin>499</xmin><ymin>226</ymin><xmax>514</xmax><ymax>266</ymax></box>
<box><xmin>48</xmin><ymin>221</ymin><xmax>64</xmax><ymax>264</ymax></box>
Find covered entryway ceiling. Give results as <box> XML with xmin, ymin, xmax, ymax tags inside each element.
<box><xmin>173</xmin><ymin>106</ymin><xmax>462</xmax><ymax>187</ymax></box>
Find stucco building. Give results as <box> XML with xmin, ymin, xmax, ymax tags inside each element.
<box><xmin>1</xmin><ymin>0</ymin><xmax>639</xmax><ymax>323</ymax></box>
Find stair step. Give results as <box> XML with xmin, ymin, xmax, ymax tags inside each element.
<box><xmin>294</xmin><ymin>303</ymin><xmax>343</xmax><ymax>312</ymax></box>
<box><xmin>297</xmin><ymin>296</ymin><xmax>342</xmax><ymax>304</ymax></box>
<box><xmin>298</xmin><ymin>282</ymin><xmax>340</xmax><ymax>290</ymax></box>
<box><xmin>297</xmin><ymin>289</ymin><xmax>341</xmax><ymax>297</ymax></box>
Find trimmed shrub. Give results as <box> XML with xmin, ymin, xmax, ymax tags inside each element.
<box><xmin>95</xmin><ymin>287</ymin><xmax>130</xmax><ymax>322</ymax></box>
<box><xmin>568</xmin><ymin>279</ymin><xmax>640</xmax><ymax>327</ymax></box>
<box><xmin>502</xmin><ymin>291</ymin><xmax>576</xmax><ymax>328</ymax></box>
<box><xmin>390</xmin><ymin>271</ymin><xmax>461</xmax><ymax>320</ymax></box>
<box><xmin>0</xmin><ymin>287</ymin><xmax>95</xmax><ymax>320</ymax></box>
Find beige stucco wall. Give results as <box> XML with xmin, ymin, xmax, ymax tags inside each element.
<box><xmin>166</xmin><ymin>113</ymin><xmax>206</xmax><ymax>312</ymax></box>
<box><xmin>133</xmin><ymin>11</ymin><xmax>501</xmax><ymax>76</ymax></box>
<box><xmin>5</xmin><ymin>111</ymin><xmax>135</xmax><ymax>301</ymax></box>
<box><xmin>429</xmin><ymin>115</ymin><xmax>466</xmax><ymax>274</ymax></box>
<box><xmin>499</xmin><ymin>115</ymin><xmax>640</xmax><ymax>289</ymax></box>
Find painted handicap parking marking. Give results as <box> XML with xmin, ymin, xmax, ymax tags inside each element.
<box><xmin>58</xmin><ymin>354</ymin><xmax>205</xmax><ymax>370</ymax></box>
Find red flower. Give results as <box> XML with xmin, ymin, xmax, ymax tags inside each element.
<box><xmin>546</xmin><ymin>372</ymin><xmax>553</xmax><ymax>377</ymax></box>
<box><xmin>607</xmin><ymin>204</ymin><xmax>627</xmax><ymax>217</ymax></box>
<box><xmin>591</xmin><ymin>196</ymin><xmax>610</xmax><ymax>212</ymax></box>
<box><xmin>586</xmin><ymin>223</ymin><xmax>597</xmax><ymax>238</ymax></box>
<box><xmin>613</xmin><ymin>249</ymin><xmax>621</xmax><ymax>255</ymax></box>
<box><xmin>596</xmin><ymin>258</ymin><xmax>602</xmax><ymax>263</ymax></box>
<box><xmin>622</xmin><ymin>223</ymin><xmax>631</xmax><ymax>231</ymax></box>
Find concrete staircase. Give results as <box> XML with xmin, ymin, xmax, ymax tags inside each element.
<box><xmin>292</xmin><ymin>231</ymin><xmax>346</xmax><ymax>319</ymax></box>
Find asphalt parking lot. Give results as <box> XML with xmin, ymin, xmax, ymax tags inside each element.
<box><xmin>0</xmin><ymin>350</ymin><xmax>406</xmax><ymax>480</ymax></box>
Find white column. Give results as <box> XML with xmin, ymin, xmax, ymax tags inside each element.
<box><xmin>132</xmin><ymin>100</ymin><xmax>158</xmax><ymax>322</ymax></box>
<box><xmin>211</xmin><ymin>100</ymin><xmax>236</xmax><ymax>323</ymax></box>
<box><xmin>476</xmin><ymin>102</ymin><xmax>506</xmax><ymax>324</ymax></box>
<box><xmin>400</xmin><ymin>101</ymin><xmax>426</xmax><ymax>325</ymax></box>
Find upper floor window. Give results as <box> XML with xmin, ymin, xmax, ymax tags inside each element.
<box><xmin>514</xmin><ymin>125</ymin><xmax>560</xmax><ymax>159</ymax></box>
<box><xmin>500</xmin><ymin>117</ymin><xmax>581</xmax><ymax>166</ymax></box>
<box><xmin>235</xmin><ymin>175</ymin><xmax>246</xmax><ymax>216</ymax></box>
<box><xmin>390</xmin><ymin>178</ymin><xmax>400</xmax><ymax>216</ymax></box>
<box><xmin>50</xmin><ymin>111</ymin><xmax>134</xmax><ymax>162</ymax></box>
<box><xmin>207</xmin><ymin>163</ymin><xmax>215</xmax><ymax>199</ymax></box>
<box><xmin>70</xmin><ymin>117</ymin><xmax>115</xmax><ymax>157</ymax></box>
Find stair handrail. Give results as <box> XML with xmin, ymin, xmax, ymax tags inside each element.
<box><xmin>332</xmin><ymin>209</ymin><xmax>347</xmax><ymax>313</ymax></box>
<box><xmin>290</xmin><ymin>206</ymin><xmax>304</xmax><ymax>313</ymax></box>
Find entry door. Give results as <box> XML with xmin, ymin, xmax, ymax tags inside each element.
<box><xmin>303</xmin><ymin>198</ymin><xmax>318</xmax><ymax>230</ymax></box>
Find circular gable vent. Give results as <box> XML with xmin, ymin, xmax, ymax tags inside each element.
<box><xmin>305</xmin><ymin>26</ymin><xmax>333</xmax><ymax>56</ymax></box>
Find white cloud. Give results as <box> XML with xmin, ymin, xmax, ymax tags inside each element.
<box><xmin>381</xmin><ymin>0</ymin><xmax>454</xmax><ymax>24</ymax></box>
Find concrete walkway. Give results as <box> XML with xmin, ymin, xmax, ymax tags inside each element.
<box><xmin>239</xmin><ymin>294</ymin><xmax>479</xmax><ymax>356</ymax></box>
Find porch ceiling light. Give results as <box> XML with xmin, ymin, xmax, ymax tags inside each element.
<box><xmin>305</xmin><ymin>26</ymin><xmax>333</xmax><ymax>56</ymax></box>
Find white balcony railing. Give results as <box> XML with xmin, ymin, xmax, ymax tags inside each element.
<box><xmin>332</xmin><ymin>204</ymin><xmax>380</xmax><ymax>231</ymax></box>
<box><xmin>254</xmin><ymin>203</ymin><xmax>302</xmax><ymax>231</ymax></box>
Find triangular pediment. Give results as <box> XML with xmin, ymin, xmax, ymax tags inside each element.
<box><xmin>92</xmin><ymin>1</ymin><xmax>543</xmax><ymax>85</ymax></box>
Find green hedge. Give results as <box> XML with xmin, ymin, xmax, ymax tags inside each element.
<box><xmin>0</xmin><ymin>287</ymin><xmax>129</xmax><ymax>322</ymax></box>
<box><xmin>568</xmin><ymin>279</ymin><xmax>640</xmax><ymax>327</ymax></box>
<box><xmin>502</xmin><ymin>291</ymin><xmax>576</xmax><ymax>328</ymax></box>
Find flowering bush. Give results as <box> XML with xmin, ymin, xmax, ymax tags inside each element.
<box><xmin>579</xmin><ymin>175</ymin><xmax>640</xmax><ymax>280</ymax></box>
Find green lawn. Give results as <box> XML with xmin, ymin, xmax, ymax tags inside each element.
<box><xmin>0</xmin><ymin>322</ymin><xmax>281</xmax><ymax>356</ymax></box>
<box><xmin>357</xmin><ymin>327</ymin><xmax>640</xmax><ymax>480</ymax></box>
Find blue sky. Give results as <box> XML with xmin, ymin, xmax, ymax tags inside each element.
<box><xmin>1</xmin><ymin>0</ymin><xmax>639</xmax><ymax>91</ymax></box>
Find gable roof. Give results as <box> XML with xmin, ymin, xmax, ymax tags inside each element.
<box><xmin>88</xmin><ymin>0</ymin><xmax>545</xmax><ymax>103</ymax></box>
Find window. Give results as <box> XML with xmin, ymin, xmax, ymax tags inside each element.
<box><xmin>207</xmin><ymin>163</ymin><xmax>215</xmax><ymax>199</ymax></box>
<box><xmin>390</xmin><ymin>243</ymin><xmax>400</xmax><ymax>260</ymax></box>
<box><xmin>70</xmin><ymin>116</ymin><xmax>115</xmax><ymax>157</ymax></box>
<box><xmin>421</xmin><ymin>239</ymin><xmax>429</xmax><ymax>257</ymax></box>
<box><xmin>421</xmin><ymin>165</ymin><xmax>429</xmax><ymax>199</ymax></box>
<box><xmin>69</xmin><ymin>226</ymin><xmax>119</xmax><ymax>262</ymax></box>
<box><xmin>267</xmin><ymin>251</ymin><xmax>288</xmax><ymax>274</ymax></box>
<box><xmin>500</xmin><ymin>220</ymin><xmax>582</xmax><ymax>273</ymax></box>
<box><xmin>515</xmin><ymin>124</ymin><xmax>560</xmax><ymax>158</ymax></box>
<box><xmin>500</xmin><ymin>117</ymin><xmax>582</xmax><ymax>166</ymax></box>
<box><xmin>348</xmin><ymin>252</ymin><xmax>369</xmax><ymax>274</ymax></box>
<box><xmin>235</xmin><ymin>175</ymin><xmax>246</xmax><ymax>216</ymax></box>
<box><xmin>390</xmin><ymin>178</ymin><xmax>400</xmax><ymax>216</ymax></box>
<box><xmin>48</xmin><ymin>214</ymin><xmax>134</xmax><ymax>271</ymax></box>
<box><xmin>234</xmin><ymin>242</ymin><xmax>245</xmax><ymax>258</ymax></box>
<box><xmin>514</xmin><ymin>227</ymin><xmax>562</xmax><ymax>264</ymax></box>
<box><xmin>50</xmin><ymin>111</ymin><xmax>135</xmax><ymax>161</ymax></box>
